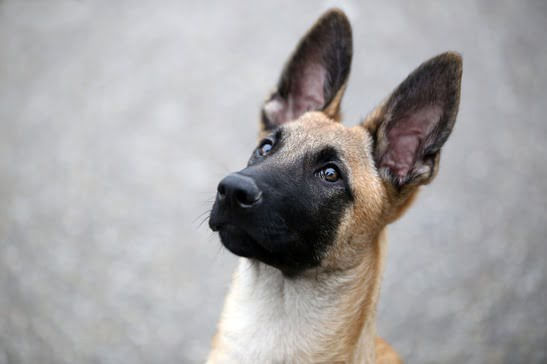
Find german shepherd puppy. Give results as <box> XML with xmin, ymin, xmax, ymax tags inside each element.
<box><xmin>208</xmin><ymin>8</ymin><xmax>462</xmax><ymax>363</ymax></box>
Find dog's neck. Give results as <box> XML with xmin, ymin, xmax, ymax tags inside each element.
<box><xmin>208</xmin><ymin>229</ymin><xmax>388</xmax><ymax>363</ymax></box>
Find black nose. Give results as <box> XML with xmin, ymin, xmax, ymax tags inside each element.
<box><xmin>217</xmin><ymin>173</ymin><xmax>262</xmax><ymax>208</ymax></box>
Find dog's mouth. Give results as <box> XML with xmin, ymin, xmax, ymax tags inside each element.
<box><xmin>214</xmin><ymin>224</ymin><xmax>270</xmax><ymax>259</ymax></box>
<box><xmin>211</xmin><ymin>220</ymin><xmax>304</xmax><ymax>274</ymax></box>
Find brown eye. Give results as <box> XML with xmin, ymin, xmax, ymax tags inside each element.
<box><xmin>318</xmin><ymin>166</ymin><xmax>340</xmax><ymax>182</ymax></box>
<box><xmin>257</xmin><ymin>140</ymin><xmax>273</xmax><ymax>156</ymax></box>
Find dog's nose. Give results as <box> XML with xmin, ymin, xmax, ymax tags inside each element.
<box><xmin>217</xmin><ymin>173</ymin><xmax>262</xmax><ymax>208</ymax></box>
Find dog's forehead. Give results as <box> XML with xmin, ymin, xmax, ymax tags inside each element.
<box><xmin>280</xmin><ymin>112</ymin><xmax>372</xmax><ymax>166</ymax></box>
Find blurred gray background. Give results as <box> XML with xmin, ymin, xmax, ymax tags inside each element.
<box><xmin>1</xmin><ymin>1</ymin><xmax>546</xmax><ymax>363</ymax></box>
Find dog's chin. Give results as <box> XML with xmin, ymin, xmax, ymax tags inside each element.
<box><xmin>218</xmin><ymin>224</ymin><xmax>267</xmax><ymax>259</ymax></box>
<box><xmin>216</xmin><ymin>224</ymin><xmax>319</xmax><ymax>276</ymax></box>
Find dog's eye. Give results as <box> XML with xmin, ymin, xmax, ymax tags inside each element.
<box><xmin>317</xmin><ymin>165</ymin><xmax>340</xmax><ymax>182</ymax></box>
<box><xmin>257</xmin><ymin>140</ymin><xmax>273</xmax><ymax>156</ymax></box>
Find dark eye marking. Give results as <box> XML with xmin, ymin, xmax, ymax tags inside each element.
<box><xmin>314</xmin><ymin>146</ymin><xmax>340</xmax><ymax>164</ymax></box>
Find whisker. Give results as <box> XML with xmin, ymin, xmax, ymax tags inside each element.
<box><xmin>193</xmin><ymin>209</ymin><xmax>212</xmax><ymax>225</ymax></box>
<box><xmin>198</xmin><ymin>213</ymin><xmax>211</xmax><ymax>228</ymax></box>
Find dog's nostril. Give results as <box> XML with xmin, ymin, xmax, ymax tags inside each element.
<box><xmin>235</xmin><ymin>190</ymin><xmax>246</xmax><ymax>205</ymax></box>
<box><xmin>235</xmin><ymin>189</ymin><xmax>260</xmax><ymax>207</ymax></box>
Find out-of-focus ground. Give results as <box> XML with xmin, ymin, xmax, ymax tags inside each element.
<box><xmin>1</xmin><ymin>1</ymin><xmax>546</xmax><ymax>363</ymax></box>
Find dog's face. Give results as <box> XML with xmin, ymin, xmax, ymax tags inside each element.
<box><xmin>209</xmin><ymin>9</ymin><xmax>462</xmax><ymax>275</ymax></box>
<box><xmin>210</xmin><ymin>116</ymin><xmax>384</xmax><ymax>274</ymax></box>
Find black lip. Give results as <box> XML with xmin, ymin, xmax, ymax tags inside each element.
<box><xmin>217</xmin><ymin>224</ymin><xmax>265</xmax><ymax>258</ymax></box>
<box><xmin>209</xmin><ymin>219</ymin><xmax>220</xmax><ymax>232</ymax></box>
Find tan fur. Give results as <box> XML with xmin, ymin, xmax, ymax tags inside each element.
<box><xmin>376</xmin><ymin>338</ymin><xmax>403</xmax><ymax>364</ymax></box>
<box><xmin>323</xmin><ymin>83</ymin><xmax>348</xmax><ymax>122</ymax></box>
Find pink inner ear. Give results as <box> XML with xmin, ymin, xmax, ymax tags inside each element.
<box><xmin>290</xmin><ymin>62</ymin><xmax>326</xmax><ymax>117</ymax></box>
<box><xmin>380</xmin><ymin>105</ymin><xmax>442</xmax><ymax>179</ymax></box>
<box><xmin>263</xmin><ymin>63</ymin><xmax>326</xmax><ymax>126</ymax></box>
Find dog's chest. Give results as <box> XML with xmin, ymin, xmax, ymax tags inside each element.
<box><xmin>217</xmin><ymin>261</ymin><xmax>345</xmax><ymax>362</ymax></box>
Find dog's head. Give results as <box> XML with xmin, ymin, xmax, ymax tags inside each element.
<box><xmin>209</xmin><ymin>9</ymin><xmax>462</xmax><ymax>276</ymax></box>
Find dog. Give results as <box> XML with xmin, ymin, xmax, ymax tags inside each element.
<box><xmin>207</xmin><ymin>8</ymin><xmax>462</xmax><ymax>363</ymax></box>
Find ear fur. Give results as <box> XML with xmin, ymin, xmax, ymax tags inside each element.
<box><xmin>261</xmin><ymin>9</ymin><xmax>353</xmax><ymax>132</ymax></box>
<box><xmin>364</xmin><ymin>52</ymin><xmax>463</xmax><ymax>189</ymax></box>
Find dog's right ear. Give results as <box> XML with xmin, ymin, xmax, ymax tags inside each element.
<box><xmin>261</xmin><ymin>9</ymin><xmax>353</xmax><ymax>132</ymax></box>
<box><xmin>364</xmin><ymin>52</ymin><xmax>462</xmax><ymax>190</ymax></box>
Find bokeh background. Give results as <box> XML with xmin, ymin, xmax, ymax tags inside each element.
<box><xmin>1</xmin><ymin>1</ymin><xmax>546</xmax><ymax>363</ymax></box>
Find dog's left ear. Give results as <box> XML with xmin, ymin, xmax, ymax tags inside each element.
<box><xmin>261</xmin><ymin>9</ymin><xmax>353</xmax><ymax>131</ymax></box>
<box><xmin>364</xmin><ymin>52</ymin><xmax>463</xmax><ymax>189</ymax></box>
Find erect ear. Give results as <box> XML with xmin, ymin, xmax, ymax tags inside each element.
<box><xmin>364</xmin><ymin>52</ymin><xmax>463</xmax><ymax>189</ymax></box>
<box><xmin>261</xmin><ymin>9</ymin><xmax>353</xmax><ymax>131</ymax></box>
